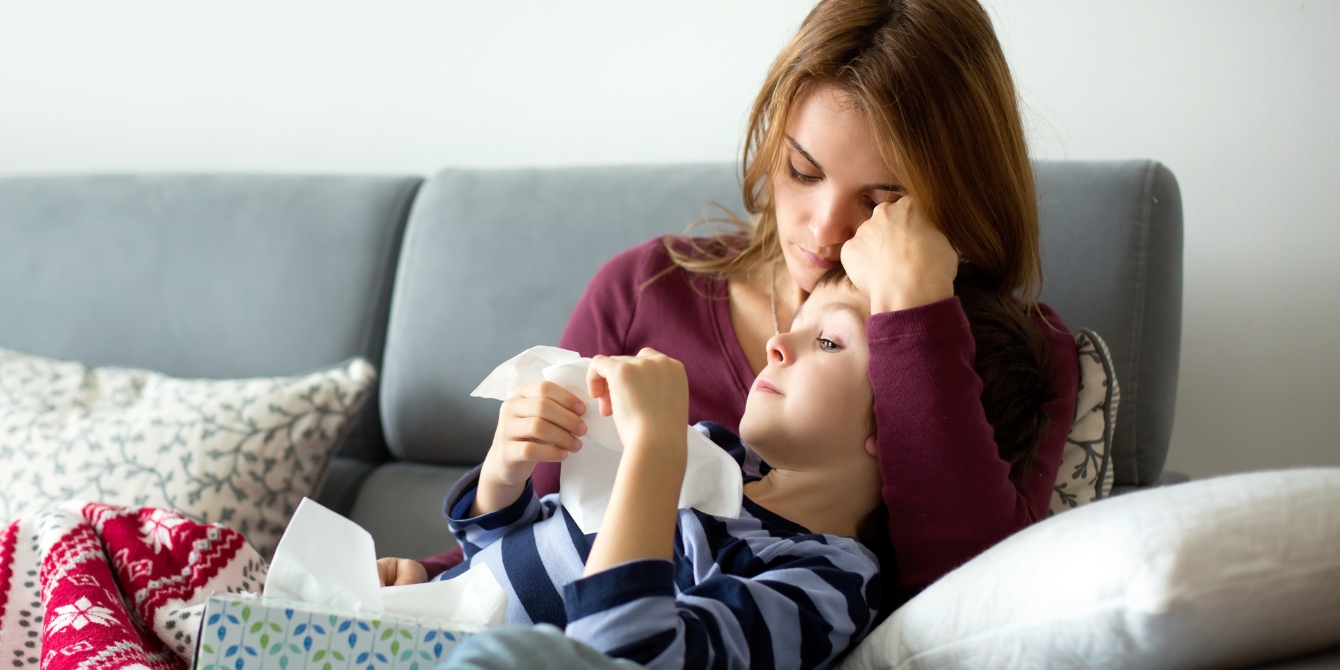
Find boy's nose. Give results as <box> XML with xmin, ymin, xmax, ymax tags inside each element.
<box><xmin>765</xmin><ymin>333</ymin><xmax>792</xmax><ymax>366</ymax></box>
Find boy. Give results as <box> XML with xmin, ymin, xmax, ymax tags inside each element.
<box><xmin>381</xmin><ymin>274</ymin><xmax>884</xmax><ymax>670</ymax></box>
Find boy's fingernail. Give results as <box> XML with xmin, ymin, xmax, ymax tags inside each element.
<box><xmin>575</xmin><ymin>421</ymin><xmax>587</xmax><ymax>436</ymax></box>
<box><xmin>574</xmin><ymin>402</ymin><xmax>586</xmax><ymax>415</ymax></box>
<box><xmin>558</xmin><ymin>450</ymin><xmax>568</xmax><ymax>460</ymax></box>
<box><xmin>571</xmin><ymin>438</ymin><xmax>582</xmax><ymax>452</ymax></box>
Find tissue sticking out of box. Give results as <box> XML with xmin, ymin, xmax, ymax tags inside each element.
<box><xmin>263</xmin><ymin>498</ymin><xmax>507</xmax><ymax>628</ymax></box>
<box><xmin>471</xmin><ymin>345</ymin><xmax>744</xmax><ymax>534</ymax></box>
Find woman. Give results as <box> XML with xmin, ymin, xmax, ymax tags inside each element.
<box><xmin>419</xmin><ymin>0</ymin><xmax>1079</xmax><ymax>611</ymax></box>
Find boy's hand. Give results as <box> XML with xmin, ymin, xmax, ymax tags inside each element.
<box><xmin>586</xmin><ymin>348</ymin><xmax>689</xmax><ymax>453</ymax></box>
<box><xmin>581</xmin><ymin>348</ymin><xmax>689</xmax><ymax>577</ymax></box>
<box><xmin>475</xmin><ymin>381</ymin><xmax>587</xmax><ymax>515</ymax></box>
<box><xmin>377</xmin><ymin>558</ymin><xmax>427</xmax><ymax>587</ymax></box>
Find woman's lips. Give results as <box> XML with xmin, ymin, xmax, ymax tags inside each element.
<box><xmin>754</xmin><ymin>378</ymin><xmax>783</xmax><ymax>395</ymax></box>
<box><xmin>796</xmin><ymin>246</ymin><xmax>840</xmax><ymax>270</ymax></box>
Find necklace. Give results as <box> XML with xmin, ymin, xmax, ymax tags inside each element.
<box><xmin>769</xmin><ymin>260</ymin><xmax>781</xmax><ymax>336</ymax></box>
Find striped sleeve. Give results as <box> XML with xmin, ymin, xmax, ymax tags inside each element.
<box><xmin>562</xmin><ymin>538</ymin><xmax>880</xmax><ymax>670</ymax></box>
<box><xmin>443</xmin><ymin>466</ymin><xmax>555</xmax><ymax>561</ymax></box>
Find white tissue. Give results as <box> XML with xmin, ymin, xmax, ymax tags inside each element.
<box><xmin>471</xmin><ymin>346</ymin><xmax>744</xmax><ymax>533</ymax></box>
<box><xmin>263</xmin><ymin>498</ymin><xmax>507</xmax><ymax>628</ymax></box>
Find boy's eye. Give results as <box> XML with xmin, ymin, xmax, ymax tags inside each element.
<box><xmin>817</xmin><ymin>337</ymin><xmax>842</xmax><ymax>352</ymax></box>
<box><xmin>789</xmin><ymin>163</ymin><xmax>821</xmax><ymax>184</ymax></box>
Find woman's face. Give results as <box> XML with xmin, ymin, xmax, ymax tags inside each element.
<box><xmin>771</xmin><ymin>85</ymin><xmax>903</xmax><ymax>293</ymax></box>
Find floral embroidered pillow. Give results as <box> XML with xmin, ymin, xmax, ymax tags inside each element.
<box><xmin>1049</xmin><ymin>329</ymin><xmax>1119</xmax><ymax>515</ymax></box>
<box><xmin>0</xmin><ymin>347</ymin><xmax>376</xmax><ymax>557</ymax></box>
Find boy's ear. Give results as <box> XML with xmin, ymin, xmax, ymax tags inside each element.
<box><xmin>863</xmin><ymin>434</ymin><xmax>879</xmax><ymax>459</ymax></box>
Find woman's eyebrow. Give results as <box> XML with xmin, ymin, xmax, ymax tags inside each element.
<box><xmin>785</xmin><ymin>135</ymin><xmax>902</xmax><ymax>192</ymax></box>
<box><xmin>786</xmin><ymin>136</ymin><xmax>825</xmax><ymax>172</ymax></box>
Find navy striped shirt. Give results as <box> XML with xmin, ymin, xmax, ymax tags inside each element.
<box><xmin>441</xmin><ymin>422</ymin><xmax>881</xmax><ymax>670</ymax></box>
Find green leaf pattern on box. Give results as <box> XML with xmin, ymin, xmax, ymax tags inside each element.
<box><xmin>0</xmin><ymin>347</ymin><xmax>375</xmax><ymax>557</ymax></box>
<box><xmin>196</xmin><ymin>595</ymin><xmax>473</xmax><ymax>670</ymax></box>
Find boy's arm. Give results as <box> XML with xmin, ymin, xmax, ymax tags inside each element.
<box><xmin>445</xmin><ymin>466</ymin><xmax>559</xmax><ymax>561</ymax></box>
<box><xmin>565</xmin><ymin>539</ymin><xmax>881</xmax><ymax>669</ymax></box>
<box><xmin>581</xmin><ymin>350</ymin><xmax>689</xmax><ymax>576</ymax></box>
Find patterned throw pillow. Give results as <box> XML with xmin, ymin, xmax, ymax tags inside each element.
<box><xmin>0</xmin><ymin>347</ymin><xmax>376</xmax><ymax>557</ymax></box>
<box><xmin>1049</xmin><ymin>329</ymin><xmax>1119</xmax><ymax>515</ymax></box>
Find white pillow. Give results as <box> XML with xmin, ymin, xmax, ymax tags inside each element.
<box><xmin>842</xmin><ymin>468</ymin><xmax>1340</xmax><ymax>670</ymax></box>
<box><xmin>1050</xmin><ymin>328</ymin><xmax>1118</xmax><ymax>515</ymax></box>
<box><xmin>0</xmin><ymin>347</ymin><xmax>376</xmax><ymax>557</ymax></box>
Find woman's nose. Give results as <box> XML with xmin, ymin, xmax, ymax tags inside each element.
<box><xmin>808</xmin><ymin>195</ymin><xmax>859</xmax><ymax>249</ymax></box>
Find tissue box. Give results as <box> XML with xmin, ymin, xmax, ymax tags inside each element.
<box><xmin>192</xmin><ymin>593</ymin><xmax>478</xmax><ymax>670</ymax></box>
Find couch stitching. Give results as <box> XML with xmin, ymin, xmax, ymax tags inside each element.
<box><xmin>1127</xmin><ymin>161</ymin><xmax>1156</xmax><ymax>486</ymax></box>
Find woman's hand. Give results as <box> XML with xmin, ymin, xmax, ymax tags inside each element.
<box><xmin>585</xmin><ymin>348</ymin><xmax>689</xmax><ymax>452</ymax></box>
<box><xmin>841</xmin><ymin>197</ymin><xmax>959</xmax><ymax>314</ymax></box>
<box><xmin>377</xmin><ymin>558</ymin><xmax>427</xmax><ymax>587</ymax></box>
<box><xmin>475</xmin><ymin>381</ymin><xmax>587</xmax><ymax>516</ymax></box>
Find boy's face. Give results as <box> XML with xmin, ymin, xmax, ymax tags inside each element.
<box><xmin>739</xmin><ymin>282</ymin><xmax>874</xmax><ymax>466</ymax></box>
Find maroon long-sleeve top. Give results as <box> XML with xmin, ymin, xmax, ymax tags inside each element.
<box><xmin>423</xmin><ymin>237</ymin><xmax>1079</xmax><ymax>605</ymax></box>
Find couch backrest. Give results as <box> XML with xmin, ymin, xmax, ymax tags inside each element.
<box><xmin>380</xmin><ymin>161</ymin><xmax>1182</xmax><ymax>490</ymax></box>
<box><xmin>0</xmin><ymin>174</ymin><xmax>421</xmax><ymax>461</ymax></box>
<box><xmin>379</xmin><ymin>165</ymin><xmax>743</xmax><ymax>467</ymax></box>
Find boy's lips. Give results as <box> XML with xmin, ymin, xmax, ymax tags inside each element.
<box><xmin>754</xmin><ymin>378</ymin><xmax>783</xmax><ymax>395</ymax></box>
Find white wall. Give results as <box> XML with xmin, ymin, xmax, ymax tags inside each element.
<box><xmin>2</xmin><ymin>1</ymin><xmax>1336</xmax><ymax>478</ymax></box>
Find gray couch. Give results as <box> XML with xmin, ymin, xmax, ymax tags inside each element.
<box><xmin>4</xmin><ymin>162</ymin><xmax>1335</xmax><ymax>668</ymax></box>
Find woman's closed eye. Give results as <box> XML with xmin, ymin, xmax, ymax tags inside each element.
<box><xmin>864</xmin><ymin>191</ymin><xmax>904</xmax><ymax>210</ymax></box>
<box><xmin>789</xmin><ymin>162</ymin><xmax>822</xmax><ymax>184</ymax></box>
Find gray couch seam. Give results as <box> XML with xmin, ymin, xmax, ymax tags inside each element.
<box><xmin>357</xmin><ymin>178</ymin><xmax>422</xmax><ymax>367</ymax></box>
<box><xmin>1128</xmin><ymin>160</ymin><xmax>1156</xmax><ymax>485</ymax></box>
<box><xmin>380</xmin><ymin>175</ymin><xmax>440</xmax><ymax>458</ymax></box>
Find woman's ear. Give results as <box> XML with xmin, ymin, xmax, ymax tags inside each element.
<box><xmin>864</xmin><ymin>434</ymin><xmax>879</xmax><ymax>459</ymax></box>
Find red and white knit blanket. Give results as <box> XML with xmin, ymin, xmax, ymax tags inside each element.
<box><xmin>0</xmin><ymin>502</ymin><xmax>267</xmax><ymax>669</ymax></box>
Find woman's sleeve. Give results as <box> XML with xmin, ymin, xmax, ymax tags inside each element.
<box><xmin>869</xmin><ymin>297</ymin><xmax>1078</xmax><ymax>606</ymax></box>
<box><xmin>561</xmin><ymin>544</ymin><xmax>879</xmax><ymax>670</ymax></box>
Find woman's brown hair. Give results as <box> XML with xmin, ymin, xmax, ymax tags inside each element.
<box><xmin>668</xmin><ymin>0</ymin><xmax>1041</xmax><ymax>302</ymax></box>
<box><xmin>670</xmin><ymin>0</ymin><xmax>1055</xmax><ymax>493</ymax></box>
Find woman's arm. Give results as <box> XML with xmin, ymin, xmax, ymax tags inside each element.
<box><xmin>843</xmin><ymin>198</ymin><xmax>1078</xmax><ymax>605</ymax></box>
<box><xmin>867</xmin><ymin>299</ymin><xmax>1075</xmax><ymax>604</ymax></box>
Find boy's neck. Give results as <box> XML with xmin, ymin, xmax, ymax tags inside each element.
<box><xmin>743</xmin><ymin>463</ymin><xmax>881</xmax><ymax>539</ymax></box>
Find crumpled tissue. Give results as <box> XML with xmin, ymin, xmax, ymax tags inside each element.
<box><xmin>471</xmin><ymin>345</ymin><xmax>744</xmax><ymax>534</ymax></box>
<box><xmin>263</xmin><ymin>498</ymin><xmax>508</xmax><ymax>628</ymax></box>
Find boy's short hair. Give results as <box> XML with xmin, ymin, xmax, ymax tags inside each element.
<box><xmin>813</xmin><ymin>265</ymin><xmax>857</xmax><ymax>291</ymax></box>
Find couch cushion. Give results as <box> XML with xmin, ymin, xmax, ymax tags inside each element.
<box><xmin>380</xmin><ymin>165</ymin><xmax>741</xmax><ymax>465</ymax></box>
<box><xmin>348</xmin><ymin>462</ymin><xmax>473</xmax><ymax>560</ymax></box>
<box><xmin>0</xmin><ymin>174</ymin><xmax>420</xmax><ymax>462</ymax></box>
<box><xmin>1034</xmin><ymin>161</ymin><xmax>1182</xmax><ymax>489</ymax></box>
<box><xmin>0</xmin><ymin>346</ymin><xmax>376</xmax><ymax>558</ymax></box>
<box><xmin>379</xmin><ymin>162</ymin><xmax>1182</xmax><ymax>492</ymax></box>
<box><xmin>840</xmin><ymin>468</ymin><xmax>1340</xmax><ymax>670</ymax></box>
